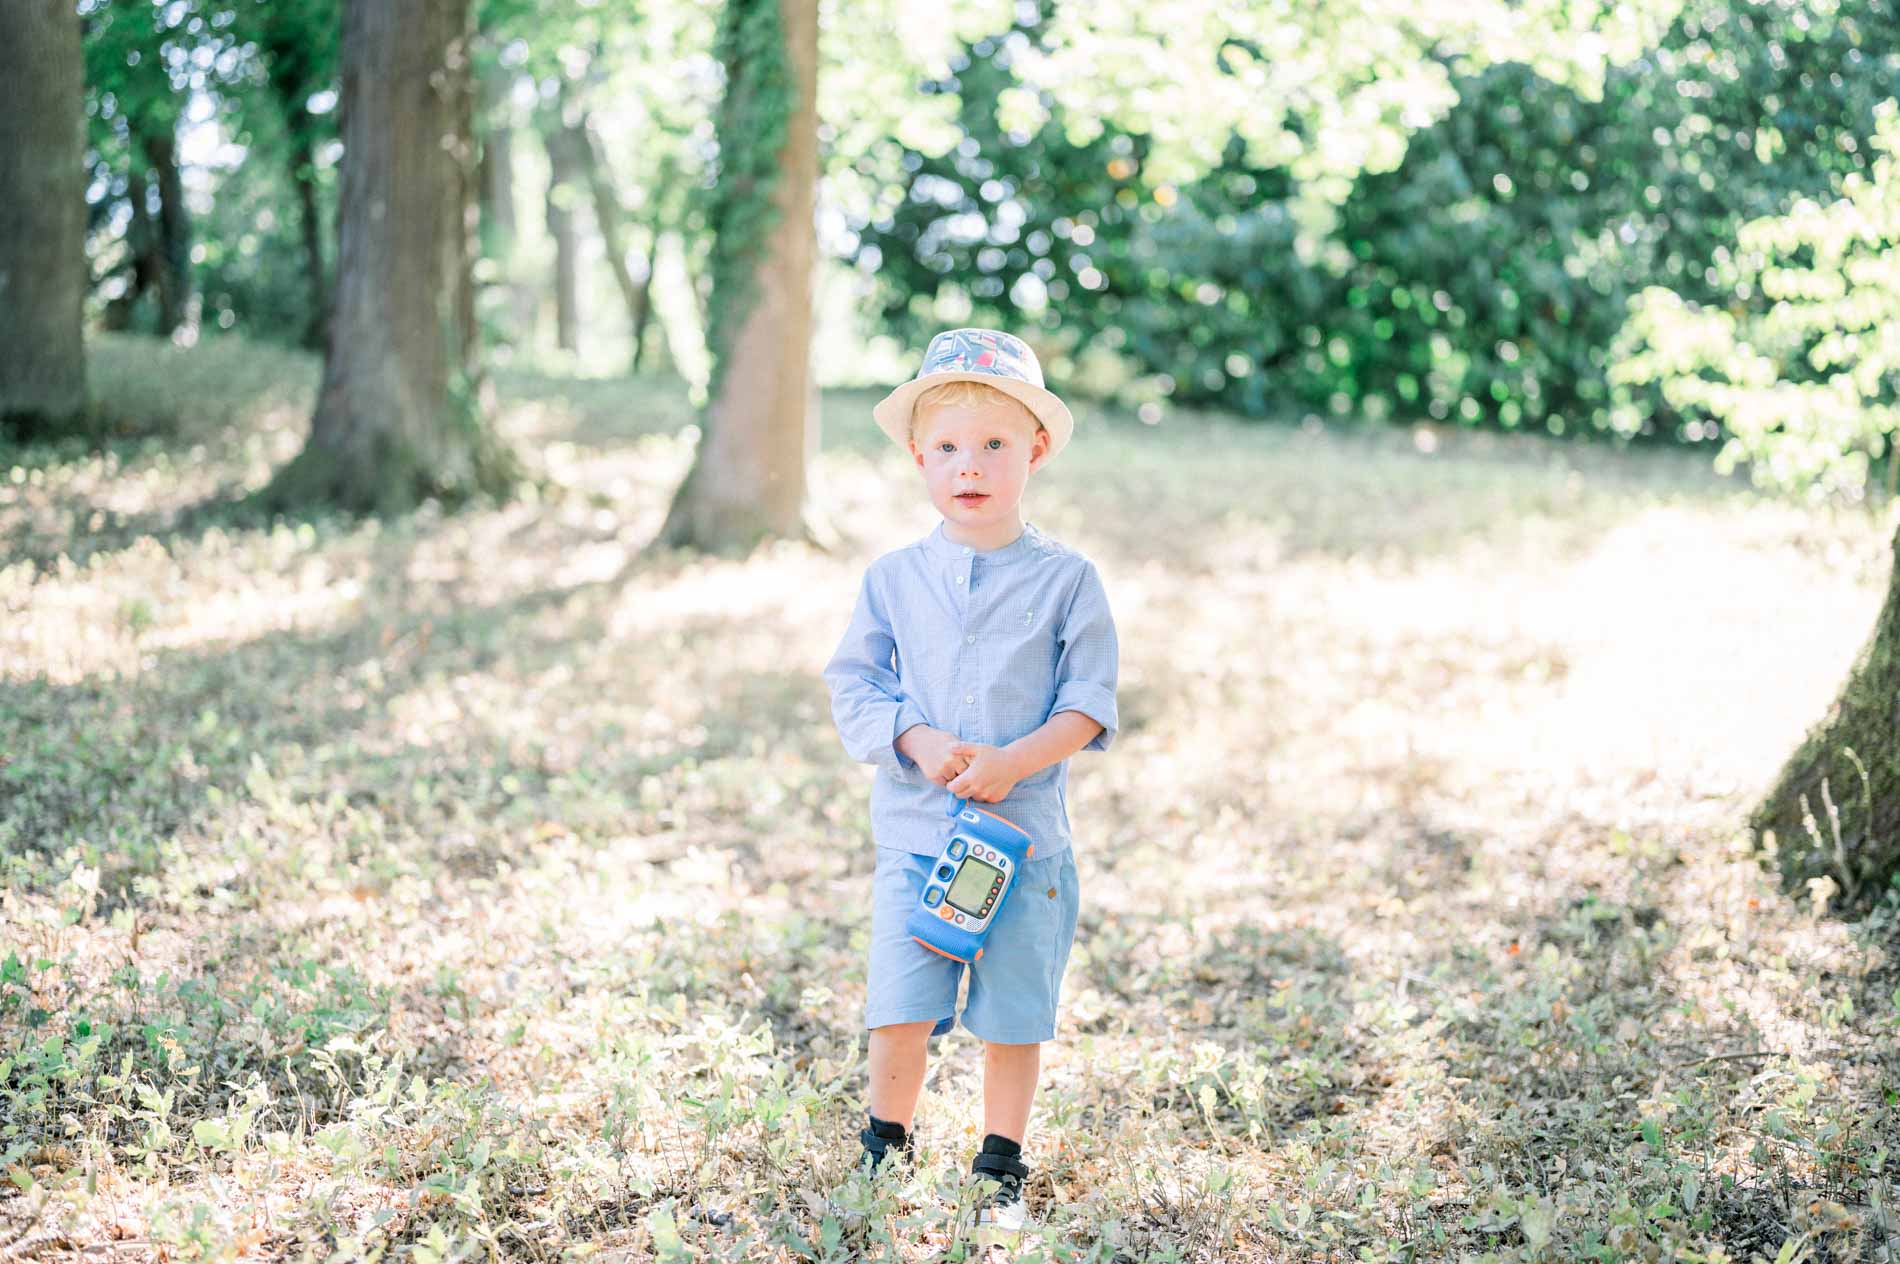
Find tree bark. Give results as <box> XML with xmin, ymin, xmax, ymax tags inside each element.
<box><xmin>569</xmin><ymin>116</ymin><xmax>657</xmax><ymax>375</ymax></box>
<box><xmin>543</xmin><ymin>119</ymin><xmax>582</xmax><ymax>354</ymax></box>
<box><xmin>630</xmin><ymin>223</ymin><xmax>660</xmax><ymax>373</ymax></box>
<box><xmin>1753</xmin><ymin>521</ymin><xmax>1900</xmax><ymax>914</ymax></box>
<box><xmin>0</xmin><ymin>0</ymin><xmax>87</xmax><ymax>436</ymax></box>
<box><xmin>102</xmin><ymin>165</ymin><xmax>158</xmax><ymax>333</ymax></box>
<box><xmin>288</xmin><ymin>120</ymin><xmax>329</xmax><ymax>351</ymax></box>
<box><xmin>476</xmin><ymin>61</ymin><xmax>535</xmax><ymax>349</ymax></box>
<box><xmin>257</xmin><ymin>0</ymin><xmax>514</xmax><ymax>515</ymax></box>
<box><xmin>657</xmin><ymin>0</ymin><xmax>824</xmax><ymax>554</ymax></box>
<box><xmin>142</xmin><ymin>125</ymin><xmax>191</xmax><ymax>336</ymax></box>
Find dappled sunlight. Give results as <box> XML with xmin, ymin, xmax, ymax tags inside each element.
<box><xmin>4</xmin><ymin>374</ymin><xmax>1897</xmax><ymax>1259</ymax></box>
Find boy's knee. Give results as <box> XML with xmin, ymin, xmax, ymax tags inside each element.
<box><xmin>870</xmin><ymin>1019</ymin><xmax>937</xmax><ymax>1040</ymax></box>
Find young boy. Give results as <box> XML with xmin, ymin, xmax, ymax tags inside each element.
<box><xmin>822</xmin><ymin>328</ymin><xmax>1120</xmax><ymax>1239</ymax></box>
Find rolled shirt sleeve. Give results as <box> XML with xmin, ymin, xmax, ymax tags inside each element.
<box><xmin>824</xmin><ymin>568</ymin><xmax>928</xmax><ymax>775</ymax></box>
<box><xmin>1050</xmin><ymin>559</ymin><xmax>1119</xmax><ymax>752</ymax></box>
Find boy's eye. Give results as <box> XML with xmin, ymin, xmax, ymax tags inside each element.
<box><xmin>937</xmin><ymin>442</ymin><xmax>954</xmax><ymax>453</ymax></box>
<box><xmin>986</xmin><ymin>438</ymin><xmax>1003</xmax><ymax>450</ymax></box>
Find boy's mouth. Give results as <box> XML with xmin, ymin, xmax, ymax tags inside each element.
<box><xmin>954</xmin><ymin>492</ymin><xmax>989</xmax><ymax>506</ymax></box>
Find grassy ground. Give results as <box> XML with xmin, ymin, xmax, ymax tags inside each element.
<box><xmin>2</xmin><ymin>333</ymin><xmax>1897</xmax><ymax>1262</ymax></box>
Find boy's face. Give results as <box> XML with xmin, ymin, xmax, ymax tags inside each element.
<box><xmin>908</xmin><ymin>396</ymin><xmax>1050</xmax><ymax>530</ymax></box>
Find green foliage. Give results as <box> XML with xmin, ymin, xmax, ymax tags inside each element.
<box><xmin>1614</xmin><ymin>99</ymin><xmax>1900</xmax><ymax>498</ymax></box>
<box><xmin>1007</xmin><ymin>0</ymin><xmax>1691</xmax><ymax>193</ymax></box>
<box><xmin>81</xmin><ymin>0</ymin><xmax>341</xmax><ymax>345</ymax></box>
<box><xmin>851</xmin><ymin>0</ymin><xmax>1899</xmax><ymax>449</ymax></box>
<box><xmin>845</xmin><ymin>16</ymin><xmax>1323</xmax><ymax>415</ymax></box>
<box><xmin>1336</xmin><ymin>0</ymin><xmax>1899</xmax><ymax>443</ymax></box>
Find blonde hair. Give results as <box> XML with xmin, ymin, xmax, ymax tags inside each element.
<box><xmin>909</xmin><ymin>379</ymin><xmax>1046</xmax><ymax>445</ymax></box>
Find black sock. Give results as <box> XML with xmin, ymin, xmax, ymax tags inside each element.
<box><xmin>977</xmin><ymin>1133</ymin><xmax>1021</xmax><ymax>1159</ymax></box>
<box><xmin>866</xmin><ymin>1113</ymin><xmax>909</xmax><ymax>1144</ymax></box>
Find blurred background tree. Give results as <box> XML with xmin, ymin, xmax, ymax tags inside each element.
<box><xmin>254</xmin><ymin>0</ymin><xmax>518</xmax><ymax>514</ymax></box>
<box><xmin>1</xmin><ymin>1</ymin><xmax>88</xmax><ymax>437</ymax></box>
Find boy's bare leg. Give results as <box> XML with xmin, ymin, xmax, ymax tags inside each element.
<box><xmin>867</xmin><ymin>1020</ymin><xmax>935</xmax><ymax>1127</ymax></box>
<box><xmin>981</xmin><ymin>1040</ymin><xmax>1041</xmax><ymax>1142</ymax></box>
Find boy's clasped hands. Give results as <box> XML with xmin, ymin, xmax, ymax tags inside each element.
<box><xmin>897</xmin><ymin>725</ymin><xmax>1022</xmax><ymax>802</ymax></box>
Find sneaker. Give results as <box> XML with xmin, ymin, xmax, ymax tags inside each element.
<box><xmin>858</xmin><ymin>1115</ymin><xmax>915</xmax><ymax>1176</ymax></box>
<box><xmin>821</xmin><ymin>1121</ymin><xmax>913</xmax><ymax>1225</ymax></box>
<box><xmin>968</xmin><ymin>1143</ymin><xmax>1031</xmax><ymax>1245</ymax></box>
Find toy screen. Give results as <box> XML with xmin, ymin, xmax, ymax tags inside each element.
<box><xmin>946</xmin><ymin>856</ymin><xmax>1004</xmax><ymax>915</ymax></box>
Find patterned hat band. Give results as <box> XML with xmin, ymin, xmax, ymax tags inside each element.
<box><xmin>872</xmin><ymin>327</ymin><xmax>1076</xmax><ymax>460</ymax></box>
<box><xmin>917</xmin><ymin>328</ymin><xmax>1047</xmax><ymax>387</ymax></box>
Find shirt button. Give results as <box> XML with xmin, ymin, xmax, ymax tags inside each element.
<box><xmin>964</xmin><ymin>694</ymin><xmax>974</xmax><ymax>704</ymax></box>
<box><xmin>955</xmin><ymin>575</ymin><xmax>965</xmax><ymax>585</ymax></box>
<box><xmin>963</xmin><ymin>546</ymin><xmax>973</xmax><ymax>555</ymax></box>
<box><xmin>966</xmin><ymin>634</ymin><xmax>976</xmax><ymax>644</ymax></box>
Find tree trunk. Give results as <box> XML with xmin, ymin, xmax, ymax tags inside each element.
<box><xmin>476</xmin><ymin>62</ymin><xmax>535</xmax><ymax>349</ymax></box>
<box><xmin>544</xmin><ymin>120</ymin><xmax>582</xmax><ymax>354</ymax></box>
<box><xmin>102</xmin><ymin>165</ymin><xmax>158</xmax><ymax>333</ymax></box>
<box><xmin>657</xmin><ymin>0</ymin><xmax>824</xmax><ymax>554</ymax></box>
<box><xmin>1752</xmin><ymin>521</ymin><xmax>1900</xmax><ymax>914</ymax></box>
<box><xmin>288</xmin><ymin>119</ymin><xmax>329</xmax><ymax>351</ymax></box>
<box><xmin>142</xmin><ymin>126</ymin><xmax>191</xmax><ymax>336</ymax></box>
<box><xmin>571</xmin><ymin>118</ymin><xmax>649</xmax><ymax>374</ymax></box>
<box><xmin>257</xmin><ymin>0</ymin><xmax>514</xmax><ymax>516</ymax></box>
<box><xmin>477</xmin><ymin>67</ymin><xmax>517</xmax><ymax>251</ymax></box>
<box><xmin>0</xmin><ymin>0</ymin><xmax>87</xmax><ymax>436</ymax></box>
<box><xmin>630</xmin><ymin>224</ymin><xmax>659</xmax><ymax>373</ymax></box>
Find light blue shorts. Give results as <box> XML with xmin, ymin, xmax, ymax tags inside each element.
<box><xmin>864</xmin><ymin>844</ymin><xmax>1081</xmax><ymax>1045</ymax></box>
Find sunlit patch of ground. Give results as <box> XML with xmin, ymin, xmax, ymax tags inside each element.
<box><xmin>1</xmin><ymin>338</ymin><xmax>1896</xmax><ymax>1262</ymax></box>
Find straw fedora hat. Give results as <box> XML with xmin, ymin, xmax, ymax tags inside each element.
<box><xmin>872</xmin><ymin>328</ymin><xmax>1075</xmax><ymax>459</ymax></box>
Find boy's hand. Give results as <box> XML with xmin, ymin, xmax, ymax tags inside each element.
<box><xmin>898</xmin><ymin>725</ymin><xmax>974</xmax><ymax>786</ymax></box>
<box><xmin>945</xmin><ymin>742</ymin><xmax>1024</xmax><ymax>803</ymax></box>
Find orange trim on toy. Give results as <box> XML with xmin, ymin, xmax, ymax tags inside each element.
<box><xmin>966</xmin><ymin>804</ymin><xmax>1027</xmax><ymax>834</ymax></box>
<box><xmin>912</xmin><ymin>935</ymin><xmax>972</xmax><ymax>963</ymax></box>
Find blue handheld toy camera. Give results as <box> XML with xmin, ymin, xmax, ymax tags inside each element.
<box><xmin>906</xmin><ymin>794</ymin><xmax>1036</xmax><ymax>963</ymax></box>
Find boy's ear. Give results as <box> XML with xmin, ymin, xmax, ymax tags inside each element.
<box><xmin>1027</xmin><ymin>424</ymin><xmax>1052</xmax><ymax>471</ymax></box>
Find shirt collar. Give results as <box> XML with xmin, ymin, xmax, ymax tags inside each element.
<box><xmin>924</xmin><ymin>520</ymin><xmax>1044</xmax><ymax>565</ymax></box>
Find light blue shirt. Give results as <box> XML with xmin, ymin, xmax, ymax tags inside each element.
<box><xmin>824</xmin><ymin>520</ymin><xmax>1119</xmax><ymax>858</ymax></box>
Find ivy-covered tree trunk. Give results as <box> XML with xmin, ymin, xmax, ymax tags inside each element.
<box><xmin>1753</xmin><ymin>522</ymin><xmax>1900</xmax><ymax>913</ymax></box>
<box><xmin>0</xmin><ymin>0</ymin><xmax>87</xmax><ymax>437</ymax></box>
<box><xmin>258</xmin><ymin>0</ymin><xmax>514</xmax><ymax>515</ymax></box>
<box><xmin>657</xmin><ymin>0</ymin><xmax>825</xmax><ymax>554</ymax></box>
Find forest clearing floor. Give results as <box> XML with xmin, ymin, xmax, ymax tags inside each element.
<box><xmin>2</xmin><ymin>335</ymin><xmax>1897</xmax><ymax>1261</ymax></box>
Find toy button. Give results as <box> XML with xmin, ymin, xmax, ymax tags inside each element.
<box><xmin>936</xmin><ymin>864</ymin><xmax>955</xmax><ymax>881</ymax></box>
<box><xmin>924</xmin><ymin>887</ymin><xmax>944</xmax><ymax>907</ymax></box>
<box><xmin>947</xmin><ymin>839</ymin><xmax>967</xmax><ymax>860</ymax></box>
<box><xmin>940</xmin><ymin>907</ymin><xmax>955</xmax><ymax>920</ymax></box>
<box><xmin>955</xmin><ymin>914</ymin><xmax>966</xmax><ymax>924</ymax></box>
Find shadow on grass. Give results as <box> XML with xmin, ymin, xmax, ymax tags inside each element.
<box><xmin>1395</xmin><ymin>860</ymin><xmax>1883</xmax><ymax>1260</ymax></box>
